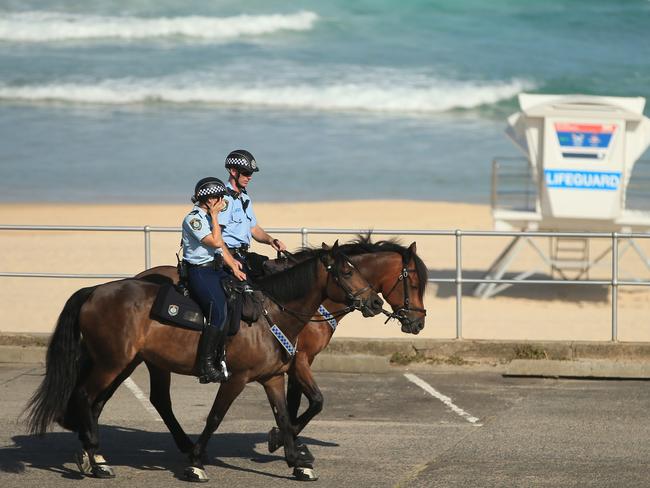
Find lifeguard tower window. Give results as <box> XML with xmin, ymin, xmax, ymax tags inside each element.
<box><xmin>476</xmin><ymin>93</ymin><xmax>650</xmax><ymax>299</ymax></box>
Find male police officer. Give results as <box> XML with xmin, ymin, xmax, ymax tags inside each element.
<box><xmin>220</xmin><ymin>149</ymin><xmax>286</xmax><ymax>277</ymax></box>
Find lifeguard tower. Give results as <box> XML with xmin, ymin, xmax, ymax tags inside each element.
<box><xmin>475</xmin><ymin>93</ymin><xmax>650</xmax><ymax>298</ymax></box>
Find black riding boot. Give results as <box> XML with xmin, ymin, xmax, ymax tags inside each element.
<box><xmin>197</xmin><ymin>326</ymin><xmax>229</xmax><ymax>384</ymax></box>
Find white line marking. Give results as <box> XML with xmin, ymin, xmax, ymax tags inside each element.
<box><xmin>404</xmin><ymin>373</ymin><xmax>482</xmax><ymax>426</ymax></box>
<box><xmin>124</xmin><ymin>377</ymin><xmax>163</xmax><ymax>422</ymax></box>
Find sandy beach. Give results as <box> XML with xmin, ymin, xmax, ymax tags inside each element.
<box><xmin>1</xmin><ymin>200</ymin><xmax>649</xmax><ymax>342</ymax></box>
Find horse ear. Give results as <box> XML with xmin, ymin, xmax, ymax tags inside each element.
<box><xmin>321</xmin><ymin>242</ymin><xmax>330</xmax><ymax>250</ymax></box>
<box><xmin>409</xmin><ymin>242</ymin><xmax>417</xmax><ymax>254</ymax></box>
<box><xmin>331</xmin><ymin>240</ymin><xmax>340</xmax><ymax>253</ymax></box>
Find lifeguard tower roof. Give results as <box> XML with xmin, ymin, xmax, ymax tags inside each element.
<box><xmin>497</xmin><ymin>93</ymin><xmax>650</xmax><ymax>232</ymax></box>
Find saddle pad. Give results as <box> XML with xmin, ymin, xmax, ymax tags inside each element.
<box><xmin>150</xmin><ymin>284</ymin><xmax>204</xmax><ymax>331</ymax></box>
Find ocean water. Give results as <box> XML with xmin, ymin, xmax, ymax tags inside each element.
<box><xmin>0</xmin><ymin>0</ymin><xmax>649</xmax><ymax>203</ymax></box>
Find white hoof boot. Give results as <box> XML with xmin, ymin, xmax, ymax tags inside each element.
<box><xmin>184</xmin><ymin>466</ymin><xmax>209</xmax><ymax>483</ymax></box>
<box><xmin>294</xmin><ymin>467</ymin><xmax>319</xmax><ymax>481</ymax></box>
<box><xmin>74</xmin><ymin>450</ymin><xmax>92</xmax><ymax>476</ymax></box>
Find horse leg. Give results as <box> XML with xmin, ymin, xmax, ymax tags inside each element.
<box><xmin>71</xmin><ymin>366</ymin><xmax>128</xmax><ymax>478</ymax></box>
<box><xmin>185</xmin><ymin>374</ymin><xmax>247</xmax><ymax>482</ymax></box>
<box><xmin>145</xmin><ymin>362</ymin><xmax>194</xmax><ymax>454</ymax></box>
<box><xmin>269</xmin><ymin>354</ymin><xmax>322</xmax><ymax>459</ymax></box>
<box><xmin>262</xmin><ymin>375</ymin><xmax>318</xmax><ymax>481</ymax></box>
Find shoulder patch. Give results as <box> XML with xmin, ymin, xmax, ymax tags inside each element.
<box><xmin>190</xmin><ymin>218</ymin><xmax>202</xmax><ymax>231</ymax></box>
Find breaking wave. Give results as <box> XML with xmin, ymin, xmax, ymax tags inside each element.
<box><xmin>0</xmin><ymin>10</ymin><xmax>318</xmax><ymax>42</ymax></box>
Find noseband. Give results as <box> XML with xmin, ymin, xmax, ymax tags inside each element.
<box><xmin>381</xmin><ymin>250</ymin><xmax>427</xmax><ymax>324</ymax></box>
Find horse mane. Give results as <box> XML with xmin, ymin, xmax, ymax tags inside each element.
<box><xmin>256</xmin><ymin>248</ymin><xmax>325</xmax><ymax>303</ymax></box>
<box><xmin>292</xmin><ymin>233</ymin><xmax>428</xmax><ymax>295</ymax></box>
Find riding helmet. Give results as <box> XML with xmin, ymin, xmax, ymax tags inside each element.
<box><xmin>192</xmin><ymin>177</ymin><xmax>227</xmax><ymax>203</ymax></box>
<box><xmin>225</xmin><ymin>149</ymin><xmax>259</xmax><ymax>173</ymax></box>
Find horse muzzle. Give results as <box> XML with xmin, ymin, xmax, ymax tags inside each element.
<box><xmin>358</xmin><ymin>295</ymin><xmax>384</xmax><ymax>318</ymax></box>
<box><xmin>400</xmin><ymin>316</ymin><xmax>425</xmax><ymax>335</ymax></box>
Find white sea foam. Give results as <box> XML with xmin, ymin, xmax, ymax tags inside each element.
<box><xmin>0</xmin><ymin>68</ymin><xmax>534</xmax><ymax>114</ymax></box>
<box><xmin>0</xmin><ymin>10</ymin><xmax>318</xmax><ymax>42</ymax></box>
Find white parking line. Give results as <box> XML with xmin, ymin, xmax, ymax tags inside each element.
<box><xmin>404</xmin><ymin>373</ymin><xmax>482</xmax><ymax>426</ymax></box>
<box><xmin>124</xmin><ymin>377</ymin><xmax>163</xmax><ymax>422</ymax></box>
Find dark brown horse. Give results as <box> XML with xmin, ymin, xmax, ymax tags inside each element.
<box><xmin>25</xmin><ymin>243</ymin><xmax>382</xmax><ymax>482</ymax></box>
<box><xmin>137</xmin><ymin>236</ymin><xmax>428</xmax><ymax>464</ymax></box>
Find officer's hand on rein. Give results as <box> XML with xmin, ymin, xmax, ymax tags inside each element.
<box><xmin>229</xmin><ymin>258</ymin><xmax>247</xmax><ymax>281</ymax></box>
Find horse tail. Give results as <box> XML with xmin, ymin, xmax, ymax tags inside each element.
<box><xmin>24</xmin><ymin>285</ymin><xmax>97</xmax><ymax>436</ymax></box>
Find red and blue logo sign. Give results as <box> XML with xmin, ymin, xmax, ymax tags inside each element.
<box><xmin>555</xmin><ymin>123</ymin><xmax>616</xmax><ymax>159</ymax></box>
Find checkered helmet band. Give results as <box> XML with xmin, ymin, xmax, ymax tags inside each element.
<box><xmin>194</xmin><ymin>177</ymin><xmax>226</xmax><ymax>202</ymax></box>
<box><xmin>225</xmin><ymin>150</ymin><xmax>259</xmax><ymax>172</ymax></box>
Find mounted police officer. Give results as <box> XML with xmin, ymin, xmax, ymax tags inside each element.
<box><xmin>221</xmin><ymin>149</ymin><xmax>287</xmax><ymax>278</ymax></box>
<box><xmin>182</xmin><ymin>177</ymin><xmax>246</xmax><ymax>383</ymax></box>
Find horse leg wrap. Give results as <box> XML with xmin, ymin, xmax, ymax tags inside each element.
<box><xmin>293</xmin><ymin>467</ymin><xmax>319</xmax><ymax>481</ymax></box>
<box><xmin>184</xmin><ymin>466</ymin><xmax>209</xmax><ymax>483</ymax></box>
<box><xmin>296</xmin><ymin>444</ymin><xmax>315</xmax><ymax>463</ymax></box>
<box><xmin>267</xmin><ymin>427</ymin><xmax>282</xmax><ymax>453</ymax></box>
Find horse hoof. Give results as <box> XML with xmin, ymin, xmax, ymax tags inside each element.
<box><xmin>92</xmin><ymin>463</ymin><xmax>116</xmax><ymax>479</ymax></box>
<box><xmin>294</xmin><ymin>467</ymin><xmax>319</xmax><ymax>481</ymax></box>
<box><xmin>268</xmin><ymin>427</ymin><xmax>282</xmax><ymax>453</ymax></box>
<box><xmin>184</xmin><ymin>466</ymin><xmax>209</xmax><ymax>483</ymax></box>
<box><xmin>74</xmin><ymin>450</ymin><xmax>92</xmax><ymax>476</ymax></box>
<box><xmin>297</xmin><ymin>444</ymin><xmax>315</xmax><ymax>463</ymax></box>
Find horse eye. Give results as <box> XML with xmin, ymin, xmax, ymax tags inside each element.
<box><xmin>343</xmin><ymin>270</ymin><xmax>353</xmax><ymax>278</ymax></box>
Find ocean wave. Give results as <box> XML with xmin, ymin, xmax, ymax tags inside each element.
<box><xmin>0</xmin><ymin>10</ymin><xmax>318</xmax><ymax>42</ymax></box>
<box><xmin>0</xmin><ymin>74</ymin><xmax>533</xmax><ymax>114</ymax></box>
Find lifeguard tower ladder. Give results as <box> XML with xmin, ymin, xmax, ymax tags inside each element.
<box><xmin>475</xmin><ymin>93</ymin><xmax>650</xmax><ymax>298</ymax></box>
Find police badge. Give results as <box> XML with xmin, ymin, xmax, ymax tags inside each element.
<box><xmin>250</xmin><ymin>159</ymin><xmax>257</xmax><ymax>170</ymax></box>
<box><xmin>190</xmin><ymin>218</ymin><xmax>202</xmax><ymax>231</ymax></box>
<box><xmin>220</xmin><ymin>199</ymin><xmax>229</xmax><ymax>212</ymax></box>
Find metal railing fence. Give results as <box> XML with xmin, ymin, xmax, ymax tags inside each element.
<box><xmin>2</xmin><ymin>224</ymin><xmax>650</xmax><ymax>342</ymax></box>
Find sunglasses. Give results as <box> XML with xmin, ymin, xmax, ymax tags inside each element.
<box><xmin>239</xmin><ymin>170</ymin><xmax>254</xmax><ymax>177</ymax></box>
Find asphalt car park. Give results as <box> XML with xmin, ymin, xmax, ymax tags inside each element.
<box><xmin>1</xmin><ymin>363</ymin><xmax>649</xmax><ymax>487</ymax></box>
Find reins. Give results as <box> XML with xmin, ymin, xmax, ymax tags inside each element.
<box><xmin>261</xmin><ymin>250</ymin><xmax>374</xmax><ymax>323</ymax></box>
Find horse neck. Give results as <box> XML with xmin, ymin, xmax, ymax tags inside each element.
<box><xmin>270</xmin><ymin>263</ymin><xmax>329</xmax><ymax>342</ymax></box>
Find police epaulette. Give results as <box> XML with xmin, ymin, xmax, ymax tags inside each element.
<box><xmin>189</xmin><ymin>209</ymin><xmax>199</xmax><ymax>215</ymax></box>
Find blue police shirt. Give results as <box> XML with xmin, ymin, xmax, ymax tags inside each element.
<box><xmin>182</xmin><ymin>205</ymin><xmax>223</xmax><ymax>264</ymax></box>
<box><xmin>221</xmin><ymin>182</ymin><xmax>257</xmax><ymax>248</ymax></box>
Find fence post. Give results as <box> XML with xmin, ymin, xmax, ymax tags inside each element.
<box><xmin>611</xmin><ymin>232</ymin><xmax>618</xmax><ymax>342</ymax></box>
<box><xmin>455</xmin><ymin>229</ymin><xmax>463</xmax><ymax>339</ymax></box>
<box><xmin>301</xmin><ymin>227</ymin><xmax>309</xmax><ymax>248</ymax></box>
<box><xmin>144</xmin><ymin>225</ymin><xmax>151</xmax><ymax>270</ymax></box>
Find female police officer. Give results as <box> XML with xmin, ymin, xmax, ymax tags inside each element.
<box><xmin>182</xmin><ymin>177</ymin><xmax>246</xmax><ymax>383</ymax></box>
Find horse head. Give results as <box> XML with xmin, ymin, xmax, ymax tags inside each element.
<box><xmin>383</xmin><ymin>242</ymin><xmax>426</xmax><ymax>335</ymax></box>
<box><xmin>320</xmin><ymin>240</ymin><xmax>384</xmax><ymax>317</ymax></box>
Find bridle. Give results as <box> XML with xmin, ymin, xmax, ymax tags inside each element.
<box><xmin>264</xmin><ymin>250</ymin><xmax>376</xmax><ymax>321</ymax></box>
<box><xmin>381</xmin><ymin>249</ymin><xmax>427</xmax><ymax>324</ymax></box>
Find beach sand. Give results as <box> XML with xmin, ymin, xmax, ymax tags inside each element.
<box><xmin>1</xmin><ymin>201</ymin><xmax>649</xmax><ymax>341</ymax></box>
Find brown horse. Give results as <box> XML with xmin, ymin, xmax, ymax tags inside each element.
<box><xmin>25</xmin><ymin>242</ymin><xmax>383</xmax><ymax>482</ymax></box>
<box><xmin>136</xmin><ymin>236</ymin><xmax>428</xmax><ymax>464</ymax></box>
